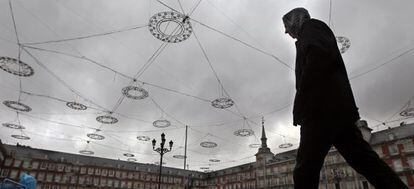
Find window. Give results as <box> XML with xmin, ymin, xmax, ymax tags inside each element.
<box><xmin>392</xmin><ymin>159</ymin><xmax>403</xmax><ymax>172</ymax></box>
<box><xmin>402</xmin><ymin>140</ymin><xmax>414</xmax><ymax>152</ymax></box>
<box><xmin>407</xmin><ymin>157</ymin><xmax>414</xmax><ymax>169</ymax></box>
<box><xmin>373</xmin><ymin>146</ymin><xmax>384</xmax><ymax>157</ymax></box>
<box><xmin>22</xmin><ymin>160</ymin><xmax>31</xmax><ymax>169</ymax></box>
<box><xmin>4</xmin><ymin>158</ymin><xmax>13</xmax><ymax>167</ymax></box>
<box><xmin>389</xmin><ymin>133</ymin><xmax>396</xmax><ymax>141</ymax></box>
<box><xmin>388</xmin><ymin>144</ymin><xmax>399</xmax><ymax>155</ymax></box>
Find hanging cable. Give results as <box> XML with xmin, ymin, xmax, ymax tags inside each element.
<box><xmin>190</xmin><ymin>18</ymin><xmax>293</xmax><ymax>71</ymax></box>
<box><xmin>23</xmin><ymin>24</ymin><xmax>148</xmax><ymax>45</ymax></box>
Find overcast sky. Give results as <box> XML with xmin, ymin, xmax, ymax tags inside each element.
<box><xmin>1</xmin><ymin>0</ymin><xmax>414</xmax><ymax>171</ymax></box>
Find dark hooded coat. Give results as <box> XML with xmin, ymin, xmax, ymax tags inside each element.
<box><xmin>293</xmin><ymin>18</ymin><xmax>360</xmax><ymax>126</ymax></box>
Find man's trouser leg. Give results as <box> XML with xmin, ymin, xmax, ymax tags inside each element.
<box><xmin>294</xmin><ymin>122</ymin><xmax>332</xmax><ymax>189</ymax></box>
<box><xmin>333</xmin><ymin>122</ymin><xmax>408</xmax><ymax>189</ymax></box>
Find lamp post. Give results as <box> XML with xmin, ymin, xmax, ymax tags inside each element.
<box><xmin>152</xmin><ymin>133</ymin><xmax>173</xmax><ymax>189</ymax></box>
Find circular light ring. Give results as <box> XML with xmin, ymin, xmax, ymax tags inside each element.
<box><xmin>123</xmin><ymin>153</ymin><xmax>135</xmax><ymax>157</ymax></box>
<box><xmin>209</xmin><ymin>159</ymin><xmax>220</xmax><ymax>162</ymax></box>
<box><xmin>234</xmin><ymin>129</ymin><xmax>254</xmax><ymax>137</ymax></box>
<box><xmin>96</xmin><ymin>115</ymin><xmax>118</xmax><ymax>124</ymax></box>
<box><xmin>199</xmin><ymin>167</ymin><xmax>209</xmax><ymax>170</ymax></box>
<box><xmin>400</xmin><ymin>108</ymin><xmax>414</xmax><ymax>117</ymax></box>
<box><xmin>148</xmin><ymin>11</ymin><xmax>192</xmax><ymax>43</ymax></box>
<box><xmin>173</xmin><ymin>155</ymin><xmax>185</xmax><ymax>159</ymax></box>
<box><xmin>279</xmin><ymin>143</ymin><xmax>293</xmax><ymax>149</ymax></box>
<box><xmin>249</xmin><ymin>143</ymin><xmax>261</xmax><ymax>148</ymax></box>
<box><xmin>3</xmin><ymin>100</ymin><xmax>32</xmax><ymax>112</ymax></box>
<box><xmin>2</xmin><ymin>123</ymin><xmax>25</xmax><ymax>129</ymax></box>
<box><xmin>87</xmin><ymin>133</ymin><xmax>105</xmax><ymax>140</ymax></box>
<box><xmin>153</xmin><ymin>119</ymin><xmax>171</xmax><ymax>128</ymax></box>
<box><xmin>121</xmin><ymin>86</ymin><xmax>149</xmax><ymax>100</ymax></box>
<box><xmin>127</xmin><ymin>158</ymin><xmax>137</xmax><ymax>162</ymax></box>
<box><xmin>11</xmin><ymin>134</ymin><xmax>30</xmax><ymax>140</ymax></box>
<box><xmin>137</xmin><ymin>135</ymin><xmax>150</xmax><ymax>141</ymax></box>
<box><xmin>79</xmin><ymin>150</ymin><xmax>94</xmax><ymax>155</ymax></box>
<box><xmin>200</xmin><ymin>141</ymin><xmax>218</xmax><ymax>148</ymax></box>
<box><xmin>66</xmin><ymin>102</ymin><xmax>87</xmax><ymax>110</ymax></box>
<box><xmin>0</xmin><ymin>56</ymin><xmax>34</xmax><ymax>77</ymax></box>
<box><xmin>336</xmin><ymin>36</ymin><xmax>351</xmax><ymax>54</ymax></box>
<box><xmin>211</xmin><ymin>97</ymin><xmax>234</xmax><ymax>109</ymax></box>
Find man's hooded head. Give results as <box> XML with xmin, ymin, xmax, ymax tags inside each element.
<box><xmin>283</xmin><ymin>8</ymin><xmax>311</xmax><ymax>39</ymax></box>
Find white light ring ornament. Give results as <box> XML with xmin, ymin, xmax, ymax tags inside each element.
<box><xmin>211</xmin><ymin>97</ymin><xmax>234</xmax><ymax>109</ymax></box>
<box><xmin>173</xmin><ymin>155</ymin><xmax>185</xmax><ymax>159</ymax></box>
<box><xmin>148</xmin><ymin>11</ymin><xmax>192</xmax><ymax>43</ymax></box>
<box><xmin>137</xmin><ymin>136</ymin><xmax>151</xmax><ymax>141</ymax></box>
<box><xmin>3</xmin><ymin>100</ymin><xmax>32</xmax><ymax>112</ymax></box>
<box><xmin>79</xmin><ymin>150</ymin><xmax>94</xmax><ymax>155</ymax></box>
<box><xmin>127</xmin><ymin>158</ymin><xmax>137</xmax><ymax>162</ymax></box>
<box><xmin>153</xmin><ymin>119</ymin><xmax>171</xmax><ymax>128</ymax></box>
<box><xmin>234</xmin><ymin>129</ymin><xmax>254</xmax><ymax>137</ymax></box>
<box><xmin>200</xmin><ymin>141</ymin><xmax>218</xmax><ymax>148</ymax></box>
<box><xmin>66</xmin><ymin>102</ymin><xmax>87</xmax><ymax>110</ymax></box>
<box><xmin>0</xmin><ymin>56</ymin><xmax>34</xmax><ymax>77</ymax></box>
<box><xmin>279</xmin><ymin>143</ymin><xmax>293</xmax><ymax>149</ymax></box>
<box><xmin>400</xmin><ymin>108</ymin><xmax>414</xmax><ymax>117</ymax></box>
<box><xmin>3</xmin><ymin>123</ymin><xmax>25</xmax><ymax>129</ymax></box>
<box><xmin>121</xmin><ymin>86</ymin><xmax>149</xmax><ymax>100</ymax></box>
<box><xmin>336</xmin><ymin>36</ymin><xmax>351</xmax><ymax>54</ymax></box>
<box><xmin>123</xmin><ymin>153</ymin><xmax>135</xmax><ymax>157</ymax></box>
<box><xmin>209</xmin><ymin>159</ymin><xmax>220</xmax><ymax>162</ymax></box>
<box><xmin>249</xmin><ymin>143</ymin><xmax>261</xmax><ymax>148</ymax></box>
<box><xmin>11</xmin><ymin>134</ymin><xmax>30</xmax><ymax>140</ymax></box>
<box><xmin>96</xmin><ymin>115</ymin><xmax>118</xmax><ymax>124</ymax></box>
<box><xmin>86</xmin><ymin>133</ymin><xmax>105</xmax><ymax>140</ymax></box>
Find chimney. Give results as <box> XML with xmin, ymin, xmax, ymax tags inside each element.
<box><xmin>356</xmin><ymin>120</ymin><xmax>372</xmax><ymax>142</ymax></box>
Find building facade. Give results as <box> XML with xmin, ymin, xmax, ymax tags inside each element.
<box><xmin>1</xmin><ymin>122</ymin><xmax>414</xmax><ymax>189</ymax></box>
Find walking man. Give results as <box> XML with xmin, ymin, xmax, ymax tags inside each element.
<box><xmin>282</xmin><ymin>7</ymin><xmax>408</xmax><ymax>189</ymax></box>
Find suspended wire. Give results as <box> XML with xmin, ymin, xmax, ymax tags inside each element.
<box><xmin>192</xmin><ymin>155</ymin><xmax>254</xmax><ymax>167</ymax></box>
<box><xmin>144</xmin><ymin>82</ymin><xmax>210</xmax><ymax>102</ymax></box>
<box><xmin>21</xmin><ymin>91</ymin><xmax>105</xmax><ymax>112</ymax></box>
<box><xmin>192</xmin><ymin>30</ymin><xmax>227</xmax><ymax>95</ymax></box>
<box><xmin>206</xmin><ymin>0</ymin><xmax>265</xmax><ymax>48</ymax></box>
<box><xmin>190</xmin><ymin>18</ymin><xmax>293</xmax><ymax>71</ymax></box>
<box><xmin>193</xmin><ymin>30</ymin><xmax>249</xmax><ymax>120</ymax></box>
<box><xmin>110</xmin><ymin>22</ymin><xmax>182</xmax><ymax>113</ymax></box>
<box><xmin>23</xmin><ymin>45</ymin><xmax>212</xmax><ymax>102</ymax></box>
<box><xmin>8</xmin><ymin>0</ymin><xmax>20</xmax><ymax>44</ymax></box>
<box><xmin>17</xmin><ymin>46</ymin><xmax>23</xmax><ymax>102</ymax></box>
<box><xmin>19</xmin><ymin>112</ymin><xmax>97</xmax><ymax>130</ymax></box>
<box><xmin>24</xmin><ymin>130</ymin><xmax>79</xmax><ymax>142</ymax></box>
<box><xmin>23</xmin><ymin>45</ymin><xmax>134</xmax><ymax>80</ymax></box>
<box><xmin>23</xmin><ymin>24</ymin><xmax>148</xmax><ymax>45</ymax></box>
<box><xmin>89</xmin><ymin>140</ymin><xmax>158</xmax><ymax>156</ymax></box>
<box><xmin>53</xmin><ymin>0</ymin><xmax>150</xmax><ymax>63</ymax></box>
<box><xmin>350</xmin><ymin>46</ymin><xmax>414</xmax><ymax>80</ymax></box>
<box><xmin>245</xmin><ymin>117</ymin><xmax>298</xmax><ymax>140</ymax></box>
<box><xmin>328</xmin><ymin>0</ymin><xmax>332</xmax><ymax>27</ymax></box>
<box><xmin>104</xmin><ymin>126</ymin><xmax>183</xmax><ymax>133</ymax></box>
<box><xmin>149</xmin><ymin>96</ymin><xmax>187</xmax><ymax>126</ymax></box>
<box><xmin>14</xmin><ymin>0</ymin><xmax>84</xmax><ymax>57</ymax></box>
<box><xmin>177</xmin><ymin>0</ymin><xmax>186</xmax><ymax>14</ymax></box>
<box><xmin>188</xmin><ymin>0</ymin><xmax>203</xmax><ymax>16</ymax></box>
<box><xmin>156</xmin><ymin>0</ymin><xmax>181</xmax><ymax>13</ymax></box>
<box><xmin>22</xmin><ymin>47</ymin><xmax>110</xmax><ymax>111</ymax></box>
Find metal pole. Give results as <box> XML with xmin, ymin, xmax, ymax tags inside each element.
<box><xmin>184</xmin><ymin>125</ymin><xmax>188</xmax><ymax>170</ymax></box>
<box><xmin>158</xmin><ymin>150</ymin><xmax>163</xmax><ymax>189</ymax></box>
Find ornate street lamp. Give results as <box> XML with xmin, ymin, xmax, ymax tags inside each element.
<box><xmin>152</xmin><ymin>133</ymin><xmax>173</xmax><ymax>189</ymax></box>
